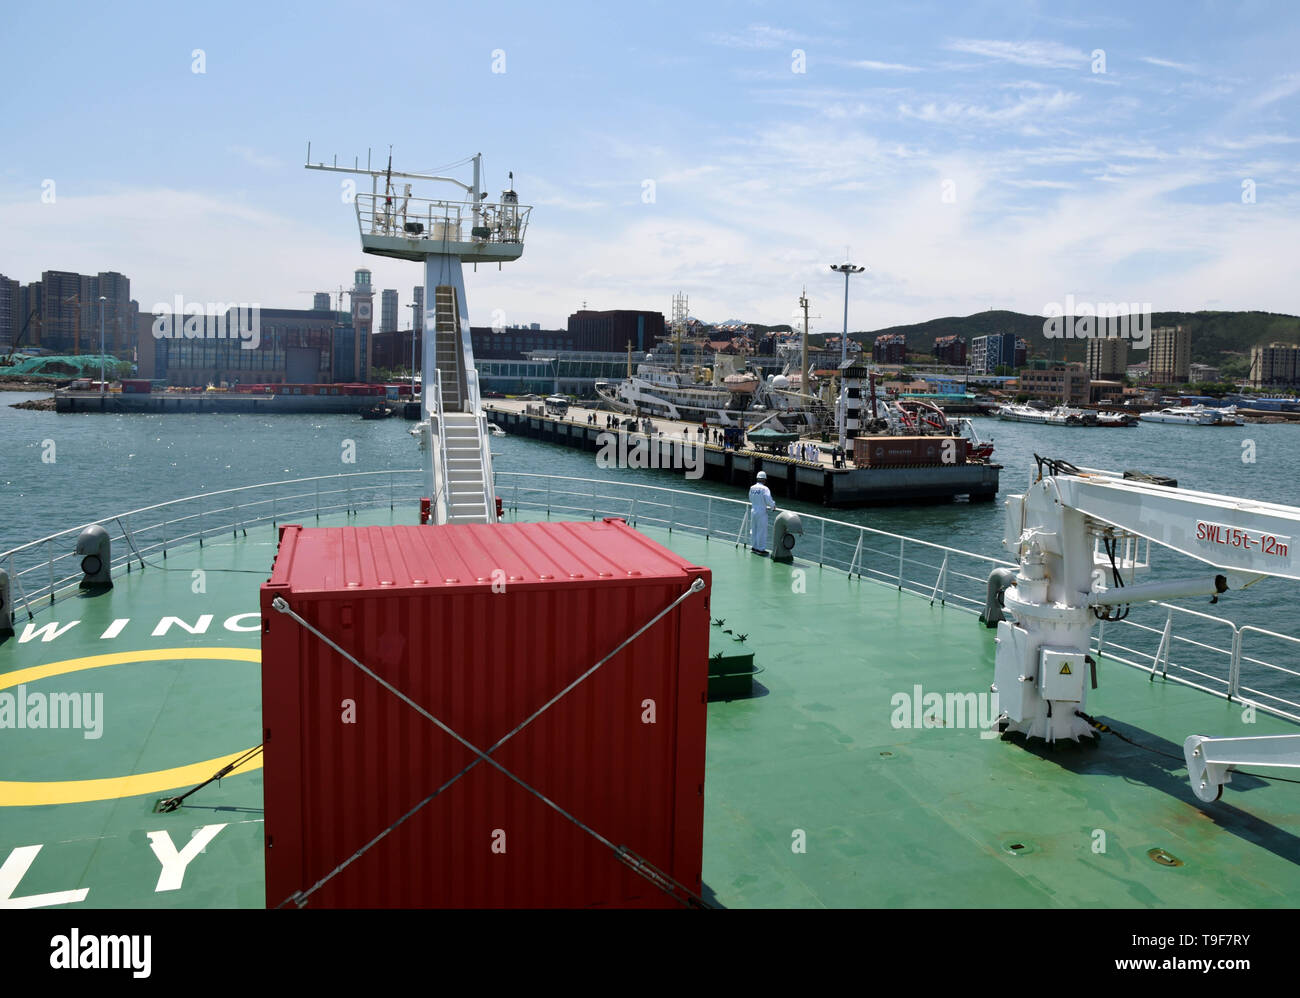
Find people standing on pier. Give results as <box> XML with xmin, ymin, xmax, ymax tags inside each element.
<box><xmin>749</xmin><ymin>471</ymin><xmax>776</xmax><ymax>556</ymax></box>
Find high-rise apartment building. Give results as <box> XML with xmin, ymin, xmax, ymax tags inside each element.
<box><xmin>1250</xmin><ymin>343</ymin><xmax>1300</xmax><ymax>388</ymax></box>
<box><xmin>933</xmin><ymin>335</ymin><xmax>966</xmax><ymax>366</ymax></box>
<box><xmin>1086</xmin><ymin>334</ymin><xmax>1128</xmax><ymax>380</ymax></box>
<box><xmin>380</xmin><ymin>288</ymin><xmax>398</xmax><ymax>334</ymax></box>
<box><xmin>1148</xmin><ymin>325</ymin><xmax>1191</xmax><ymax>383</ymax></box>
<box><xmin>969</xmin><ymin>332</ymin><xmax>1024</xmax><ymax>374</ymax></box>
<box><xmin>0</xmin><ymin>274</ymin><xmax>18</xmax><ymax>350</ymax></box>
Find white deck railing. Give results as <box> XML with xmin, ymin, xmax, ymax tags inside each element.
<box><xmin>3</xmin><ymin>470</ymin><xmax>1296</xmax><ymax>722</ymax></box>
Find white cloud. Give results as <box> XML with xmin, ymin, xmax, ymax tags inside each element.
<box><xmin>228</xmin><ymin>145</ymin><xmax>280</xmax><ymax>170</ymax></box>
<box><xmin>709</xmin><ymin>24</ymin><xmax>809</xmax><ymax>51</ymax></box>
<box><xmin>899</xmin><ymin>90</ymin><xmax>1079</xmax><ymax>127</ymax></box>
<box><xmin>946</xmin><ymin>39</ymin><xmax>1089</xmax><ymax>69</ymax></box>
<box><xmin>847</xmin><ymin>59</ymin><xmax>920</xmax><ymax>72</ymax></box>
<box><xmin>1247</xmin><ymin>73</ymin><xmax>1300</xmax><ymax>108</ymax></box>
<box><xmin>1140</xmin><ymin>56</ymin><xmax>1197</xmax><ymax>73</ymax></box>
<box><xmin>1206</xmin><ymin>134</ymin><xmax>1300</xmax><ymax>150</ymax></box>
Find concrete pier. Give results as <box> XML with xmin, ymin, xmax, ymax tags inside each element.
<box><xmin>486</xmin><ymin>400</ymin><xmax>1000</xmax><ymax>506</ymax></box>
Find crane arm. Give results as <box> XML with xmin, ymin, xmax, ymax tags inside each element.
<box><xmin>2</xmin><ymin>309</ymin><xmax>39</xmax><ymax>365</ymax></box>
<box><xmin>1049</xmin><ymin>471</ymin><xmax>1300</xmax><ymax>581</ymax></box>
<box><xmin>994</xmin><ymin>462</ymin><xmax>1300</xmax><ymax>747</ymax></box>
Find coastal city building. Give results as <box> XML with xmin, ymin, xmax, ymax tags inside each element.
<box><xmin>17</xmin><ymin>281</ymin><xmax>42</xmax><ymax>351</ymax></box>
<box><xmin>1148</xmin><ymin>324</ymin><xmax>1191</xmax><ymax>383</ymax></box>
<box><xmin>1249</xmin><ymin>343</ymin><xmax>1300</xmax><ymax>388</ymax></box>
<box><xmin>872</xmin><ymin>333</ymin><xmax>906</xmax><ymax>365</ymax></box>
<box><xmin>933</xmin><ymin>334</ymin><xmax>966</xmax><ymax>366</ymax></box>
<box><xmin>380</xmin><ymin>288</ymin><xmax>398</xmax><ymax>334</ymax></box>
<box><xmin>312</xmin><ymin>292</ymin><xmax>331</xmax><ymax>311</ymax></box>
<box><xmin>6</xmin><ymin>270</ymin><xmax>139</xmax><ymax>356</ymax></box>
<box><xmin>567</xmin><ymin>309</ymin><xmax>666</xmax><ymax>353</ymax></box>
<box><xmin>139</xmin><ymin>306</ymin><xmax>339</xmax><ymax>385</ymax></box>
<box><xmin>339</xmin><ymin>268</ymin><xmax>374</xmax><ymax>382</ymax></box>
<box><xmin>0</xmin><ymin>273</ymin><xmax>18</xmax><ymax>350</ymax></box>
<box><xmin>1086</xmin><ymin>334</ymin><xmax>1128</xmax><ymax>380</ymax></box>
<box><xmin>1018</xmin><ymin>361</ymin><xmax>1090</xmax><ymax>405</ymax></box>
<box><xmin>371</xmin><ymin>325</ymin><xmax>576</xmax><ymax>371</ymax></box>
<box><xmin>969</xmin><ymin>332</ymin><xmax>1027</xmax><ymax>374</ymax></box>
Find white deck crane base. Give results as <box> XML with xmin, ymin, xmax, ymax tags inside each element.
<box><xmin>996</xmin><ymin>463</ymin><xmax>1300</xmax><ymax>800</ymax></box>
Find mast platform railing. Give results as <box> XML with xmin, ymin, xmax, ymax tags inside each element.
<box><xmin>354</xmin><ymin>193</ymin><xmax>531</xmax><ymax>246</ymax></box>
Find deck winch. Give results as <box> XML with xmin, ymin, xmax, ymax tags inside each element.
<box><xmin>0</xmin><ymin>567</ymin><xmax>11</xmax><ymax>637</ymax></box>
<box><xmin>75</xmin><ymin>525</ymin><xmax>112</xmax><ymax>591</ymax></box>
<box><xmin>772</xmin><ymin>511</ymin><xmax>803</xmax><ymax>562</ymax></box>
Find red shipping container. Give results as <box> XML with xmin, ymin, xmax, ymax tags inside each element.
<box><xmin>259</xmin><ymin>519</ymin><xmax>711</xmax><ymax>909</ymax></box>
<box><xmin>853</xmin><ymin>434</ymin><xmax>967</xmax><ymax>467</ymax></box>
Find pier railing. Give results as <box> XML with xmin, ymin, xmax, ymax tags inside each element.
<box><xmin>4</xmin><ymin>469</ymin><xmax>1297</xmax><ymax>723</ymax></box>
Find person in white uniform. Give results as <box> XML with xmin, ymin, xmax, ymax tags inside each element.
<box><xmin>749</xmin><ymin>471</ymin><xmax>777</xmax><ymax>554</ymax></box>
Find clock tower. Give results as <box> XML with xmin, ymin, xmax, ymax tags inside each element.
<box><xmin>351</xmin><ymin>268</ymin><xmax>373</xmax><ymax>382</ymax></box>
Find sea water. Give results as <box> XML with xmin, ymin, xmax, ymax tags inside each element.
<box><xmin>3</xmin><ymin>396</ymin><xmax>1297</xmax><ymax>704</ymax></box>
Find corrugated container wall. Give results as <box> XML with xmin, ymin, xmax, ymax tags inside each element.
<box><xmin>260</xmin><ymin>519</ymin><xmax>711</xmax><ymax>908</ymax></box>
<box><xmin>854</xmin><ymin>434</ymin><xmax>968</xmax><ymax>467</ymax></box>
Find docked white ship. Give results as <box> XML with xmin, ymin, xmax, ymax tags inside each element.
<box><xmin>996</xmin><ymin>403</ymin><xmax>1094</xmax><ymax>425</ymax></box>
<box><xmin>1141</xmin><ymin>405</ymin><xmax>1225</xmax><ymax>425</ymax></box>
<box><xmin>595</xmin><ymin>351</ymin><xmax>829</xmax><ymax>432</ymax></box>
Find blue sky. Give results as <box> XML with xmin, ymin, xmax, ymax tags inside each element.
<box><xmin>2</xmin><ymin>0</ymin><xmax>1297</xmax><ymax>332</ymax></box>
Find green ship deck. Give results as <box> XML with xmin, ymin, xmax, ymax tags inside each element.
<box><xmin>2</xmin><ymin>474</ymin><xmax>1298</xmax><ymax>908</ymax></box>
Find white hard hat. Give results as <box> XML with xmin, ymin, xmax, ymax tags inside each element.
<box><xmin>757</xmin><ymin>471</ymin><xmax>767</xmax><ymax>480</ymax></box>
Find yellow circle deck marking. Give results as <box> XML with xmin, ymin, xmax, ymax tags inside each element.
<box><xmin>0</xmin><ymin>647</ymin><xmax>262</xmax><ymax>806</ymax></box>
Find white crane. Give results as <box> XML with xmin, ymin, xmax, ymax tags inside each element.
<box><xmin>994</xmin><ymin>456</ymin><xmax>1300</xmax><ymax>801</ymax></box>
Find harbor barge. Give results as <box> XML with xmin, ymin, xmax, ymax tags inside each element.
<box><xmin>53</xmin><ymin>386</ymin><xmax>415</xmax><ymax>416</ymax></box>
<box><xmin>486</xmin><ymin>400</ymin><xmax>1000</xmax><ymax>506</ymax></box>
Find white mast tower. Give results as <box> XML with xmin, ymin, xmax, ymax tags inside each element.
<box><xmin>306</xmin><ymin>146</ymin><xmax>532</xmax><ymax>524</ymax></box>
<box><xmin>670</xmin><ymin>291</ymin><xmax>689</xmax><ymax>370</ymax></box>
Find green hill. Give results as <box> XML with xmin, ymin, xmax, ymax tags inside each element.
<box><xmin>808</xmin><ymin>309</ymin><xmax>1300</xmax><ymax>372</ymax></box>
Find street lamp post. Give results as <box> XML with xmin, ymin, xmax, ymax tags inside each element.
<box><xmin>98</xmin><ymin>296</ymin><xmax>107</xmax><ymax>397</ymax></box>
<box><xmin>829</xmin><ymin>262</ymin><xmax>866</xmax><ymax>450</ymax></box>
<box><xmin>406</xmin><ymin>302</ymin><xmax>419</xmax><ymax>397</ymax></box>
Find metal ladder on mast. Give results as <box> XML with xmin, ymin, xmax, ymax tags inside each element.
<box><xmin>433</xmin><ymin>287</ymin><xmax>466</xmax><ymax>409</ymax></box>
<box><xmin>430</xmin><ymin>286</ymin><xmax>494</xmax><ymax>524</ymax></box>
